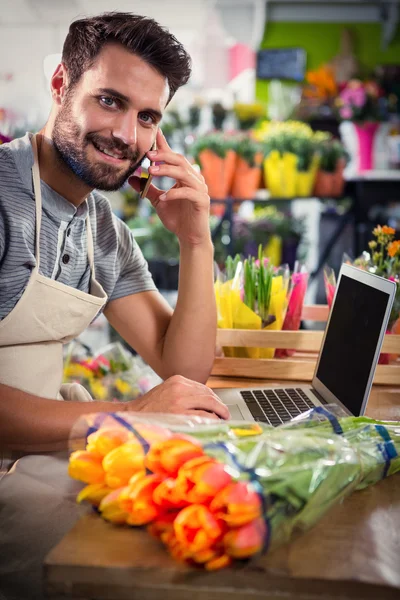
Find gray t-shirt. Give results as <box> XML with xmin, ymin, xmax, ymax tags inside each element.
<box><xmin>0</xmin><ymin>134</ymin><xmax>156</xmax><ymax>320</ymax></box>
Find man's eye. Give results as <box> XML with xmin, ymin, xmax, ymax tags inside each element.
<box><xmin>140</xmin><ymin>113</ymin><xmax>154</xmax><ymax>124</ymax></box>
<box><xmin>100</xmin><ymin>96</ymin><xmax>117</xmax><ymax>108</ymax></box>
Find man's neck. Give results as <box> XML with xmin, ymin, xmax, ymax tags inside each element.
<box><xmin>37</xmin><ymin>128</ymin><xmax>93</xmax><ymax>207</ymax></box>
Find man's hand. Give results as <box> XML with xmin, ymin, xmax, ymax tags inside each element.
<box><xmin>128</xmin><ymin>375</ymin><xmax>230</xmax><ymax>420</ymax></box>
<box><xmin>129</xmin><ymin>129</ymin><xmax>211</xmax><ymax>247</ymax></box>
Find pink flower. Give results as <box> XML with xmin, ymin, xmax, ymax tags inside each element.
<box><xmin>340</xmin><ymin>106</ymin><xmax>353</xmax><ymax>120</ymax></box>
<box><xmin>352</xmin><ymin>88</ymin><xmax>366</xmax><ymax>108</ymax></box>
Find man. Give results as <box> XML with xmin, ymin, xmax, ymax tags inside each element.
<box><xmin>0</xmin><ymin>12</ymin><xmax>228</xmax><ymax>600</ymax></box>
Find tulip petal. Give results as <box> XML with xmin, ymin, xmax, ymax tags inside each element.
<box><xmin>146</xmin><ymin>435</ymin><xmax>204</xmax><ymax>477</ymax></box>
<box><xmin>102</xmin><ymin>441</ymin><xmax>145</xmax><ymax>488</ymax></box>
<box><xmin>223</xmin><ymin>518</ymin><xmax>267</xmax><ymax>559</ymax></box>
<box><xmin>99</xmin><ymin>487</ymin><xmax>130</xmax><ymax>524</ymax></box>
<box><xmin>210</xmin><ymin>481</ymin><xmax>262</xmax><ymax>527</ymax></box>
<box><xmin>174</xmin><ymin>505</ymin><xmax>225</xmax><ymax>553</ymax></box>
<box><xmin>76</xmin><ymin>483</ymin><xmax>112</xmax><ymax>507</ymax></box>
<box><xmin>68</xmin><ymin>450</ymin><xmax>105</xmax><ymax>484</ymax></box>
<box><xmin>86</xmin><ymin>427</ymin><xmax>133</xmax><ymax>457</ymax></box>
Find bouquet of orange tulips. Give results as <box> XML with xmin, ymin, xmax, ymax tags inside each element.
<box><xmin>68</xmin><ymin>407</ymin><xmax>400</xmax><ymax>570</ymax></box>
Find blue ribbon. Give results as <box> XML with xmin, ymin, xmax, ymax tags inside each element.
<box><xmin>204</xmin><ymin>441</ymin><xmax>271</xmax><ymax>555</ymax></box>
<box><xmin>111</xmin><ymin>413</ymin><xmax>150</xmax><ymax>454</ymax></box>
<box><xmin>375</xmin><ymin>424</ymin><xmax>398</xmax><ymax>478</ymax></box>
<box><xmin>312</xmin><ymin>406</ymin><xmax>343</xmax><ymax>435</ymax></box>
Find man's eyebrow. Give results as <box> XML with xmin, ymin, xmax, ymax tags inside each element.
<box><xmin>97</xmin><ymin>88</ymin><xmax>163</xmax><ymax>121</ymax></box>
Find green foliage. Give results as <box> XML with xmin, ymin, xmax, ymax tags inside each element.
<box><xmin>318</xmin><ymin>140</ymin><xmax>349</xmax><ymax>173</ymax></box>
<box><xmin>190</xmin><ymin>133</ymin><xmax>236</xmax><ymax>166</ymax></box>
<box><xmin>232</xmin><ymin>136</ymin><xmax>264</xmax><ymax>167</ymax></box>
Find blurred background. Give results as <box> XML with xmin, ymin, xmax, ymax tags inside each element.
<box><xmin>1</xmin><ymin>0</ymin><xmax>400</xmax><ymax>360</ymax></box>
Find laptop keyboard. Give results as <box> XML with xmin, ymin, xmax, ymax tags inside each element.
<box><xmin>240</xmin><ymin>388</ymin><xmax>319</xmax><ymax>426</ymax></box>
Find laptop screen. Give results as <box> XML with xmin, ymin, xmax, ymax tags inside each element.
<box><xmin>315</xmin><ymin>273</ymin><xmax>391</xmax><ymax>415</ymax></box>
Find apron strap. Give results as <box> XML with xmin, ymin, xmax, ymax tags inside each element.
<box><xmin>86</xmin><ymin>214</ymin><xmax>96</xmax><ymax>279</ymax></box>
<box><xmin>31</xmin><ymin>135</ymin><xmax>97</xmax><ymax>280</ymax></box>
<box><xmin>31</xmin><ymin>135</ymin><xmax>42</xmax><ymax>270</ymax></box>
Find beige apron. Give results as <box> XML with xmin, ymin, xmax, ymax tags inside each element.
<box><xmin>0</xmin><ymin>135</ymin><xmax>108</xmax><ymax>600</ymax></box>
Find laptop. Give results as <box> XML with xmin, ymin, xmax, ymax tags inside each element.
<box><xmin>215</xmin><ymin>263</ymin><xmax>396</xmax><ymax>424</ymax></box>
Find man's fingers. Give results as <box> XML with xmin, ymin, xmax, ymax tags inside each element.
<box><xmin>175</xmin><ymin>394</ymin><xmax>230</xmax><ymax>420</ymax></box>
<box><xmin>183</xmin><ymin>410</ymin><xmax>221</xmax><ymax>421</ymax></box>
<box><xmin>155</xmin><ymin>128</ymin><xmax>170</xmax><ymax>151</ymax></box>
<box><xmin>149</xmin><ymin>164</ymin><xmax>204</xmax><ymax>189</ymax></box>
<box><xmin>128</xmin><ymin>175</ymin><xmax>165</xmax><ymax>204</ymax></box>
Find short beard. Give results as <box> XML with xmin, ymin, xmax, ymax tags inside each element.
<box><xmin>52</xmin><ymin>91</ymin><xmax>145</xmax><ymax>191</ymax></box>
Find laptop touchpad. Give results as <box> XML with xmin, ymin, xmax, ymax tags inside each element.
<box><xmin>225</xmin><ymin>404</ymin><xmax>245</xmax><ymax>420</ymax></box>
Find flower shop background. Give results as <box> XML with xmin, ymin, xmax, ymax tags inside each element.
<box><xmin>1</xmin><ymin>0</ymin><xmax>400</xmax><ymax>382</ymax></box>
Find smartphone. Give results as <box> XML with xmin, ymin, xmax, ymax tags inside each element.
<box><xmin>139</xmin><ymin>140</ymin><xmax>157</xmax><ymax>200</ymax></box>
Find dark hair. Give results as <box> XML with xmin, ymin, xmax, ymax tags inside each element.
<box><xmin>62</xmin><ymin>12</ymin><xmax>191</xmax><ymax>101</ymax></box>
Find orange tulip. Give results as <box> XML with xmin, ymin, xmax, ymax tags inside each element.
<box><xmin>223</xmin><ymin>518</ymin><xmax>267</xmax><ymax>559</ymax></box>
<box><xmin>174</xmin><ymin>504</ymin><xmax>225</xmax><ymax>554</ymax></box>
<box><xmin>147</xmin><ymin>512</ymin><xmax>178</xmax><ymax>540</ymax></box>
<box><xmin>120</xmin><ymin>471</ymin><xmax>164</xmax><ymax>526</ymax></box>
<box><xmin>153</xmin><ymin>477</ymin><xmax>189</xmax><ymax>510</ymax></box>
<box><xmin>102</xmin><ymin>441</ymin><xmax>146</xmax><ymax>488</ymax></box>
<box><xmin>145</xmin><ymin>435</ymin><xmax>204</xmax><ymax>477</ymax></box>
<box><xmin>68</xmin><ymin>450</ymin><xmax>105</xmax><ymax>484</ymax></box>
<box><xmin>165</xmin><ymin>532</ymin><xmax>193</xmax><ymax>563</ymax></box>
<box><xmin>210</xmin><ymin>481</ymin><xmax>262</xmax><ymax>527</ymax></box>
<box><xmin>99</xmin><ymin>487</ymin><xmax>130</xmax><ymax>524</ymax></box>
<box><xmin>175</xmin><ymin>456</ymin><xmax>232</xmax><ymax>504</ymax></box>
<box><xmin>205</xmin><ymin>553</ymin><xmax>232</xmax><ymax>571</ymax></box>
<box><xmin>86</xmin><ymin>427</ymin><xmax>134</xmax><ymax>457</ymax></box>
<box><xmin>76</xmin><ymin>483</ymin><xmax>113</xmax><ymax>507</ymax></box>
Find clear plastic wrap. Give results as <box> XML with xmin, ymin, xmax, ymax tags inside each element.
<box><xmin>63</xmin><ymin>341</ymin><xmax>162</xmax><ymax>401</ymax></box>
<box><xmin>68</xmin><ymin>406</ymin><xmax>400</xmax><ymax>570</ymax></box>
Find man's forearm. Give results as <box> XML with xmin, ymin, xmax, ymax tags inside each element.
<box><xmin>0</xmin><ymin>383</ymin><xmax>127</xmax><ymax>453</ymax></box>
<box><xmin>161</xmin><ymin>239</ymin><xmax>217</xmax><ymax>383</ymax></box>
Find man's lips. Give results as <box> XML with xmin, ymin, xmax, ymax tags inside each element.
<box><xmin>91</xmin><ymin>141</ymin><xmax>129</xmax><ymax>164</ymax></box>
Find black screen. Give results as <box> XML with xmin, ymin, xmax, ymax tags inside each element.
<box><xmin>316</xmin><ymin>274</ymin><xmax>390</xmax><ymax>415</ymax></box>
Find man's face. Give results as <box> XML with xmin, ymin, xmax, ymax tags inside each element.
<box><xmin>52</xmin><ymin>44</ymin><xmax>169</xmax><ymax>191</ymax></box>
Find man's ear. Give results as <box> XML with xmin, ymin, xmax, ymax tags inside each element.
<box><xmin>50</xmin><ymin>63</ymin><xmax>69</xmax><ymax>106</ymax></box>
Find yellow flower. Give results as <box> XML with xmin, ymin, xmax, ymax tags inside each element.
<box><xmin>89</xmin><ymin>379</ymin><xmax>108</xmax><ymax>400</ymax></box>
<box><xmin>372</xmin><ymin>225</ymin><xmax>382</xmax><ymax>237</ymax></box>
<box><xmin>86</xmin><ymin>427</ymin><xmax>134</xmax><ymax>457</ymax></box>
<box><xmin>114</xmin><ymin>378</ymin><xmax>132</xmax><ymax>396</ymax></box>
<box><xmin>68</xmin><ymin>450</ymin><xmax>105</xmax><ymax>484</ymax></box>
<box><xmin>102</xmin><ymin>440</ymin><xmax>146</xmax><ymax>488</ymax></box>
<box><xmin>64</xmin><ymin>363</ymin><xmax>93</xmax><ymax>380</ymax></box>
<box><xmin>99</xmin><ymin>487</ymin><xmax>130</xmax><ymax>524</ymax></box>
<box><xmin>76</xmin><ymin>483</ymin><xmax>112</xmax><ymax>507</ymax></box>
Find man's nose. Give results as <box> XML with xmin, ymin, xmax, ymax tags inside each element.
<box><xmin>113</xmin><ymin>111</ymin><xmax>137</xmax><ymax>146</ymax></box>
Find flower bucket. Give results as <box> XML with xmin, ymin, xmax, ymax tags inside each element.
<box><xmin>314</xmin><ymin>157</ymin><xmax>346</xmax><ymax>198</ymax></box>
<box><xmin>263</xmin><ymin>151</ymin><xmax>297</xmax><ymax>198</ymax></box>
<box><xmin>296</xmin><ymin>155</ymin><xmax>320</xmax><ymax>197</ymax></box>
<box><xmin>354</xmin><ymin>122</ymin><xmax>380</xmax><ymax>172</ymax></box>
<box><xmin>199</xmin><ymin>149</ymin><xmax>236</xmax><ymax>201</ymax></box>
<box><xmin>231</xmin><ymin>154</ymin><xmax>263</xmax><ymax>200</ymax></box>
<box><xmin>314</xmin><ymin>170</ymin><xmax>335</xmax><ymax>197</ymax></box>
<box><xmin>332</xmin><ymin>158</ymin><xmax>346</xmax><ymax>197</ymax></box>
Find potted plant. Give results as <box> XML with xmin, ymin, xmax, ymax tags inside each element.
<box><xmin>230</xmin><ymin>135</ymin><xmax>264</xmax><ymax>200</ymax></box>
<box><xmin>233</xmin><ymin>102</ymin><xmax>266</xmax><ymax>131</ymax></box>
<box><xmin>336</xmin><ymin>79</ymin><xmax>385</xmax><ymax>172</ymax></box>
<box><xmin>314</xmin><ymin>139</ymin><xmax>349</xmax><ymax>197</ymax></box>
<box><xmin>260</xmin><ymin>122</ymin><xmax>320</xmax><ymax>198</ymax></box>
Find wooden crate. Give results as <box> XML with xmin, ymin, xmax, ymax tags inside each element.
<box><xmin>212</xmin><ymin>305</ymin><xmax>400</xmax><ymax>386</ymax></box>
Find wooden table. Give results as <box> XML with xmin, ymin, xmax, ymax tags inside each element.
<box><xmin>44</xmin><ymin>378</ymin><xmax>400</xmax><ymax>600</ymax></box>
